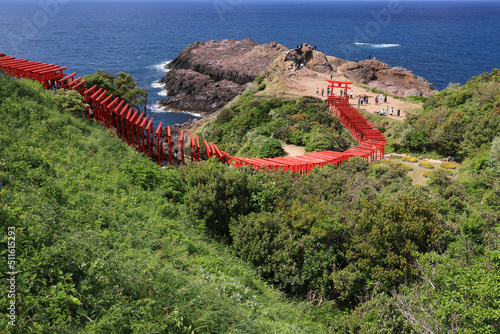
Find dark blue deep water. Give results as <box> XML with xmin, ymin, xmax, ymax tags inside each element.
<box><xmin>1</xmin><ymin>0</ymin><xmax>500</xmax><ymax>127</ymax></box>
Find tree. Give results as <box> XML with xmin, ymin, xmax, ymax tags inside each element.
<box><xmin>54</xmin><ymin>89</ymin><xmax>89</xmax><ymax>113</ymax></box>
<box><xmin>83</xmin><ymin>71</ymin><xmax>148</xmax><ymax>113</ymax></box>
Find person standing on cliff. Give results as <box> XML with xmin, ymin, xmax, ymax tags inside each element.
<box><xmin>397</xmin><ymin>108</ymin><xmax>401</xmax><ymax>117</ymax></box>
<box><xmin>316</xmin><ymin>87</ymin><xmax>319</xmax><ymax>95</ymax></box>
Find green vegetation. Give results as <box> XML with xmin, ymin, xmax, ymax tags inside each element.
<box><xmin>189</xmin><ymin>70</ymin><xmax>500</xmax><ymax>333</ymax></box>
<box><xmin>441</xmin><ymin>167</ymin><xmax>455</xmax><ymax>175</ymax></box>
<box><xmin>83</xmin><ymin>70</ymin><xmax>148</xmax><ymax>113</ymax></box>
<box><xmin>402</xmin><ymin>156</ymin><xmax>418</xmax><ymax>162</ymax></box>
<box><xmin>440</xmin><ymin>162</ymin><xmax>456</xmax><ymax>169</ymax></box>
<box><xmin>0</xmin><ymin>77</ymin><xmax>324</xmax><ymax>333</ymax></box>
<box><xmin>393</xmin><ymin>69</ymin><xmax>500</xmax><ymax>161</ymax></box>
<box><xmin>1</xmin><ymin>68</ymin><xmax>499</xmax><ymax>333</ymax></box>
<box><xmin>423</xmin><ymin>171</ymin><xmax>434</xmax><ymax>179</ymax></box>
<box><xmin>419</xmin><ymin>161</ymin><xmax>434</xmax><ymax>168</ymax></box>
<box><xmin>202</xmin><ymin>93</ymin><xmax>350</xmax><ymax>158</ymax></box>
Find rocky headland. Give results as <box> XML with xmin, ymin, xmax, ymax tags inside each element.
<box><xmin>158</xmin><ymin>38</ymin><xmax>438</xmax><ymax>116</ymax></box>
<box><xmin>159</xmin><ymin>38</ymin><xmax>287</xmax><ymax>115</ymax></box>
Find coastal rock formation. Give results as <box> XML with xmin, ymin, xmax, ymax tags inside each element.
<box><xmin>338</xmin><ymin>61</ymin><xmax>376</xmax><ymax>84</ymax></box>
<box><xmin>159</xmin><ymin>38</ymin><xmax>287</xmax><ymax>114</ymax></box>
<box><xmin>159</xmin><ymin>39</ymin><xmax>439</xmax><ymax>117</ymax></box>
<box><xmin>337</xmin><ymin>59</ymin><xmax>438</xmax><ymax>97</ymax></box>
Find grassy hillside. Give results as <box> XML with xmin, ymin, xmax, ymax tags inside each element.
<box><xmin>0</xmin><ymin>76</ymin><xmax>325</xmax><ymax>333</ymax></box>
<box><xmin>2</xmin><ymin>71</ymin><xmax>499</xmax><ymax>333</ymax></box>
<box><xmin>190</xmin><ymin>72</ymin><xmax>500</xmax><ymax>333</ymax></box>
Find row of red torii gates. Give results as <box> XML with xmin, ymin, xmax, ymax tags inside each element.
<box><xmin>0</xmin><ymin>54</ymin><xmax>386</xmax><ymax>173</ymax></box>
<box><xmin>214</xmin><ymin>80</ymin><xmax>387</xmax><ymax>173</ymax></box>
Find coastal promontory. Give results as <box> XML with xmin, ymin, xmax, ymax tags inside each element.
<box><xmin>159</xmin><ymin>38</ymin><xmax>439</xmax><ymax>115</ymax></box>
<box><xmin>159</xmin><ymin>38</ymin><xmax>287</xmax><ymax>114</ymax></box>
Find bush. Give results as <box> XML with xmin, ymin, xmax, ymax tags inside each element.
<box><xmin>180</xmin><ymin>160</ymin><xmax>255</xmax><ymax>238</ymax></box>
<box><xmin>440</xmin><ymin>162</ymin><xmax>456</xmax><ymax>169</ymax></box>
<box><xmin>402</xmin><ymin>156</ymin><xmax>418</xmax><ymax>162</ymax></box>
<box><xmin>347</xmin><ymin>194</ymin><xmax>442</xmax><ymax>289</ymax></box>
<box><xmin>305</xmin><ymin>130</ymin><xmax>350</xmax><ymax>153</ymax></box>
<box><xmin>419</xmin><ymin>161</ymin><xmax>434</xmax><ymax>169</ymax></box>
<box><xmin>54</xmin><ymin>89</ymin><xmax>88</xmax><ymax>114</ymax></box>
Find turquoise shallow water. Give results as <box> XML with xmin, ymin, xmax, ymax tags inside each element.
<box><xmin>1</xmin><ymin>0</ymin><xmax>499</xmax><ymax>127</ymax></box>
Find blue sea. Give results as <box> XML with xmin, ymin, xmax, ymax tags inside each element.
<box><xmin>1</xmin><ymin>0</ymin><xmax>500</xmax><ymax>128</ymax></box>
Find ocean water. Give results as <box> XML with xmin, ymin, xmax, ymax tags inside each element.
<box><xmin>1</xmin><ymin>0</ymin><xmax>499</xmax><ymax>128</ymax></box>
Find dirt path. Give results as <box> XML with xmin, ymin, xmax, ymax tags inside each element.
<box><xmin>282</xmin><ymin>143</ymin><xmax>306</xmax><ymax>157</ymax></box>
<box><xmin>268</xmin><ymin>65</ymin><xmax>424</xmax><ymax>158</ymax></box>
<box><xmin>274</xmin><ymin>67</ymin><xmax>422</xmax><ymax>119</ymax></box>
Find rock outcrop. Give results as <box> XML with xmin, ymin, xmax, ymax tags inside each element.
<box><xmin>159</xmin><ymin>39</ymin><xmax>439</xmax><ymax>117</ymax></box>
<box><xmin>159</xmin><ymin>38</ymin><xmax>287</xmax><ymax>114</ymax></box>
<box><xmin>337</xmin><ymin>59</ymin><xmax>438</xmax><ymax>97</ymax></box>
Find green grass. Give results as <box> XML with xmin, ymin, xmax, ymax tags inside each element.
<box><xmin>0</xmin><ymin>76</ymin><xmax>325</xmax><ymax>333</ymax></box>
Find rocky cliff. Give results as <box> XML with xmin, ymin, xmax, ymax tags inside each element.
<box><xmin>158</xmin><ymin>39</ymin><xmax>439</xmax><ymax>116</ymax></box>
<box><xmin>159</xmin><ymin>38</ymin><xmax>287</xmax><ymax>114</ymax></box>
<box><xmin>335</xmin><ymin>59</ymin><xmax>438</xmax><ymax>97</ymax></box>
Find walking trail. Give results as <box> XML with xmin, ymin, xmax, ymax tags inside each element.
<box><xmin>269</xmin><ymin>66</ymin><xmax>423</xmax><ymax>157</ymax></box>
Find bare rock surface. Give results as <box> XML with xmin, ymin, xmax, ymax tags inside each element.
<box><xmin>337</xmin><ymin>59</ymin><xmax>438</xmax><ymax>97</ymax></box>
<box><xmin>158</xmin><ymin>39</ymin><xmax>439</xmax><ymax>119</ymax></box>
<box><xmin>159</xmin><ymin>38</ymin><xmax>287</xmax><ymax>114</ymax></box>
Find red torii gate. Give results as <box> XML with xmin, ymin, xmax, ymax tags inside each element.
<box><xmin>327</xmin><ymin>80</ymin><xmax>352</xmax><ymax>101</ymax></box>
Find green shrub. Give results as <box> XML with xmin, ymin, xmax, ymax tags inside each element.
<box><xmin>180</xmin><ymin>160</ymin><xmax>255</xmax><ymax>238</ymax></box>
<box><xmin>402</xmin><ymin>156</ymin><xmax>418</xmax><ymax>162</ymax></box>
<box><xmin>419</xmin><ymin>161</ymin><xmax>434</xmax><ymax>169</ymax></box>
<box><xmin>347</xmin><ymin>194</ymin><xmax>442</xmax><ymax>289</ymax></box>
<box><xmin>440</xmin><ymin>162</ymin><xmax>456</xmax><ymax>169</ymax></box>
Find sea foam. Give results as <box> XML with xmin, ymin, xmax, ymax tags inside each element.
<box><xmin>148</xmin><ymin>60</ymin><xmax>171</xmax><ymax>73</ymax></box>
<box><xmin>354</xmin><ymin>43</ymin><xmax>401</xmax><ymax>48</ymax></box>
<box><xmin>147</xmin><ymin>104</ymin><xmax>203</xmax><ymax>118</ymax></box>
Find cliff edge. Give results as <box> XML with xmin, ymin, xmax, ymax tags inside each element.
<box><xmin>159</xmin><ymin>38</ymin><xmax>287</xmax><ymax>115</ymax></box>
<box><xmin>158</xmin><ymin>39</ymin><xmax>439</xmax><ymax>116</ymax></box>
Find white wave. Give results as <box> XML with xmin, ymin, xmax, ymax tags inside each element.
<box><xmin>148</xmin><ymin>60</ymin><xmax>171</xmax><ymax>73</ymax></box>
<box><xmin>147</xmin><ymin>104</ymin><xmax>203</xmax><ymax>117</ymax></box>
<box><xmin>151</xmin><ymin>80</ymin><xmax>164</xmax><ymax>89</ymax></box>
<box><xmin>146</xmin><ymin>103</ymin><xmax>166</xmax><ymax>113</ymax></box>
<box><xmin>354</xmin><ymin>42</ymin><xmax>400</xmax><ymax>48</ymax></box>
<box><xmin>151</xmin><ymin>80</ymin><xmax>169</xmax><ymax>96</ymax></box>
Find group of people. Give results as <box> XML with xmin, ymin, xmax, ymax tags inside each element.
<box><xmin>375</xmin><ymin>105</ymin><xmax>401</xmax><ymax>117</ymax></box>
<box><xmin>354</xmin><ymin>92</ymin><xmax>402</xmax><ymax>118</ymax></box>
<box><xmin>374</xmin><ymin>94</ymin><xmax>387</xmax><ymax>105</ymax></box>
<box><xmin>297</xmin><ymin>43</ymin><xmax>317</xmax><ymax>51</ymax></box>
<box><xmin>357</xmin><ymin>94</ymin><xmax>369</xmax><ymax>107</ymax></box>
<box><xmin>313</xmin><ymin>86</ymin><xmax>402</xmax><ymax>117</ymax></box>
<box><xmin>316</xmin><ymin>86</ymin><xmax>334</xmax><ymax>97</ymax></box>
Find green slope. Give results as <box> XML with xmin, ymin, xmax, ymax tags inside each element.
<box><xmin>0</xmin><ymin>76</ymin><xmax>325</xmax><ymax>333</ymax></box>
